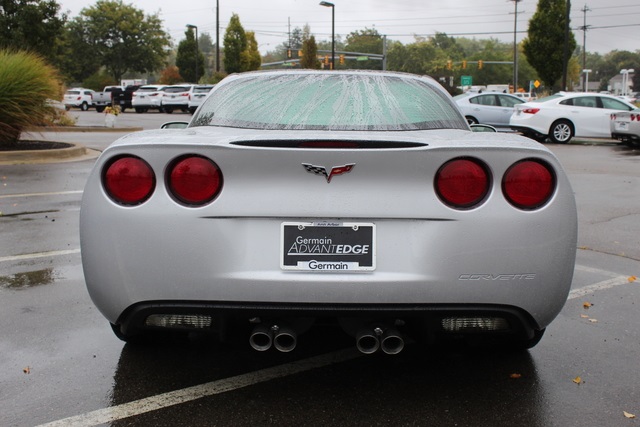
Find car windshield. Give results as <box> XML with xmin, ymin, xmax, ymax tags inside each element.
<box><xmin>165</xmin><ymin>86</ymin><xmax>191</xmax><ymax>93</ymax></box>
<box><xmin>191</xmin><ymin>73</ymin><xmax>468</xmax><ymax>131</ymax></box>
<box><xmin>138</xmin><ymin>86</ymin><xmax>162</xmax><ymax>92</ymax></box>
<box><xmin>193</xmin><ymin>86</ymin><xmax>214</xmax><ymax>93</ymax></box>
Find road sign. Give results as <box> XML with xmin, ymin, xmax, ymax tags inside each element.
<box><xmin>461</xmin><ymin>75</ymin><xmax>473</xmax><ymax>86</ymax></box>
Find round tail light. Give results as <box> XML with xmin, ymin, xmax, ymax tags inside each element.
<box><xmin>103</xmin><ymin>156</ymin><xmax>155</xmax><ymax>205</ymax></box>
<box><xmin>503</xmin><ymin>159</ymin><xmax>555</xmax><ymax>210</ymax></box>
<box><xmin>167</xmin><ymin>155</ymin><xmax>223</xmax><ymax>206</ymax></box>
<box><xmin>435</xmin><ymin>158</ymin><xmax>490</xmax><ymax>209</ymax></box>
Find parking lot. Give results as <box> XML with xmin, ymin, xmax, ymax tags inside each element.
<box><xmin>1</xmin><ymin>111</ymin><xmax>639</xmax><ymax>426</ymax></box>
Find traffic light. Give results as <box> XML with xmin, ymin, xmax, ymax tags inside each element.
<box><xmin>462</xmin><ymin>60</ymin><xmax>467</xmax><ymax>69</ymax></box>
<box><xmin>324</xmin><ymin>55</ymin><xmax>329</xmax><ymax>65</ymax></box>
<box><xmin>339</xmin><ymin>54</ymin><xmax>345</xmax><ymax>65</ymax></box>
<box><xmin>478</xmin><ymin>60</ymin><xmax>483</xmax><ymax>70</ymax></box>
<box><xmin>287</xmin><ymin>49</ymin><xmax>292</xmax><ymax>58</ymax></box>
<box><xmin>446</xmin><ymin>60</ymin><xmax>452</xmax><ymax>70</ymax></box>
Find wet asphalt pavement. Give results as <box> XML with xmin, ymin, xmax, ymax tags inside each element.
<box><xmin>1</xmin><ymin>111</ymin><xmax>639</xmax><ymax>426</ymax></box>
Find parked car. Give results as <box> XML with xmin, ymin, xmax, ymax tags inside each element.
<box><xmin>454</xmin><ymin>92</ymin><xmax>525</xmax><ymax>128</ymax></box>
<box><xmin>63</xmin><ymin>88</ymin><xmax>94</xmax><ymax>111</ymax></box>
<box><xmin>510</xmin><ymin>92</ymin><xmax>637</xmax><ymax>143</ymax></box>
<box><xmin>514</xmin><ymin>92</ymin><xmax>536</xmax><ymax>102</ymax></box>
<box><xmin>92</xmin><ymin>86</ymin><xmax>123</xmax><ymax>113</ymax></box>
<box><xmin>610</xmin><ymin>109</ymin><xmax>640</xmax><ymax>147</ymax></box>
<box><xmin>131</xmin><ymin>84</ymin><xmax>167</xmax><ymax>113</ymax></box>
<box><xmin>111</xmin><ymin>85</ymin><xmax>141</xmax><ymax>112</ymax></box>
<box><xmin>160</xmin><ymin>84</ymin><xmax>193</xmax><ymax>113</ymax></box>
<box><xmin>81</xmin><ymin>70</ymin><xmax>577</xmax><ymax>353</ymax></box>
<box><xmin>188</xmin><ymin>84</ymin><xmax>215</xmax><ymax>114</ymax></box>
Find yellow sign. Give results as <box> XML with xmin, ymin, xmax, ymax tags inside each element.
<box><xmin>534</xmin><ymin>80</ymin><xmax>541</xmax><ymax>88</ymax></box>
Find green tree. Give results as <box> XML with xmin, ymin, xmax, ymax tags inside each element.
<box><xmin>0</xmin><ymin>0</ymin><xmax>66</xmax><ymax>62</ymax></box>
<box><xmin>0</xmin><ymin>50</ymin><xmax>63</xmax><ymax>147</ymax></box>
<box><xmin>241</xmin><ymin>31</ymin><xmax>262</xmax><ymax>71</ymax></box>
<box><xmin>522</xmin><ymin>0</ymin><xmax>576</xmax><ymax>90</ymax></box>
<box><xmin>223</xmin><ymin>13</ymin><xmax>247</xmax><ymax>74</ymax></box>
<box><xmin>65</xmin><ymin>0</ymin><xmax>170</xmax><ymax>82</ymax></box>
<box><xmin>176</xmin><ymin>27</ymin><xmax>205</xmax><ymax>82</ymax></box>
<box><xmin>300</xmin><ymin>35</ymin><xmax>320</xmax><ymax>69</ymax></box>
<box><xmin>344</xmin><ymin>28</ymin><xmax>383</xmax><ymax>70</ymax></box>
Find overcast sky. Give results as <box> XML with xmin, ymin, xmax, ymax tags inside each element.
<box><xmin>57</xmin><ymin>0</ymin><xmax>640</xmax><ymax>55</ymax></box>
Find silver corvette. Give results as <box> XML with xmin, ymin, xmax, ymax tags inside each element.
<box><xmin>80</xmin><ymin>70</ymin><xmax>577</xmax><ymax>353</ymax></box>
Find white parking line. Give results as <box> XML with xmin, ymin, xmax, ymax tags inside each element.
<box><xmin>0</xmin><ymin>249</ymin><xmax>81</xmax><ymax>263</ymax></box>
<box><xmin>568</xmin><ymin>275</ymin><xmax>633</xmax><ymax>299</ymax></box>
<box><xmin>36</xmin><ymin>348</ymin><xmax>362</xmax><ymax>427</ymax></box>
<box><xmin>0</xmin><ymin>190</ymin><xmax>83</xmax><ymax>199</ymax></box>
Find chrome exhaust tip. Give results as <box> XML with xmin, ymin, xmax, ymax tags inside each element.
<box><xmin>249</xmin><ymin>324</ymin><xmax>273</xmax><ymax>351</ymax></box>
<box><xmin>380</xmin><ymin>328</ymin><xmax>404</xmax><ymax>355</ymax></box>
<box><xmin>273</xmin><ymin>325</ymin><xmax>297</xmax><ymax>353</ymax></box>
<box><xmin>356</xmin><ymin>327</ymin><xmax>382</xmax><ymax>354</ymax></box>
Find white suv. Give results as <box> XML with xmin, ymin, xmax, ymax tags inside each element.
<box><xmin>160</xmin><ymin>84</ymin><xmax>193</xmax><ymax>113</ymax></box>
<box><xmin>188</xmin><ymin>84</ymin><xmax>215</xmax><ymax>114</ymax></box>
<box><xmin>131</xmin><ymin>85</ymin><xmax>167</xmax><ymax>113</ymax></box>
<box><xmin>63</xmin><ymin>88</ymin><xmax>95</xmax><ymax>111</ymax></box>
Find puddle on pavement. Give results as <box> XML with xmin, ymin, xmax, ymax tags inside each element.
<box><xmin>0</xmin><ymin>268</ymin><xmax>59</xmax><ymax>289</ymax></box>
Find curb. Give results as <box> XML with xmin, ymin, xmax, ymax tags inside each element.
<box><xmin>26</xmin><ymin>126</ymin><xmax>143</xmax><ymax>133</ymax></box>
<box><xmin>0</xmin><ymin>142</ymin><xmax>101</xmax><ymax>165</ymax></box>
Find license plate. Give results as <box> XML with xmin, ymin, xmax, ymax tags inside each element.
<box><xmin>281</xmin><ymin>222</ymin><xmax>376</xmax><ymax>271</ymax></box>
<box><xmin>616</xmin><ymin>122</ymin><xmax>628</xmax><ymax>131</ymax></box>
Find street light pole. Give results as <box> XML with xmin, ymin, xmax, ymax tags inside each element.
<box><xmin>216</xmin><ymin>0</ymin><xmax>220</xmax><ymax>73</ymax></box>
<box><xmin>511</xmin><ymin>0</ymin><xmax>522</xmax><ymax>93</ymax></box>
<box><xmin>319</xmin><ymin>1</ymin><xmax>335</xmax><ymax>70</ymax></box>
<box><xmin>187</xmin><ymin>24</ymin><xmax>199</xmax><ymax>82</ymax></box>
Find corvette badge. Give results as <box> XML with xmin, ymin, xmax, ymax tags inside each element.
<box><xmin>302</xmin><ymin>163</ymin><xmax>355</xmax><ymax>183</ymax></box>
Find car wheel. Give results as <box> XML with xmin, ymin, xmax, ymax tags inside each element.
<box><xmin>95</xmin><ymin>106</ymin><xmax>105</xmax><ymax>113</ymax></box>
<box><xmin>189</xmin><ymin>108</ymin><xmax>196</xmax><ymax>115</ymax></box>
<box><xmin>65</xmin><ymin>106</ymin><xmax>70</xmax><ymax>111</ymax></box>
<box><xmin>549</xmin><ymin>120</ymin><xmax>573</xmax><ymax>144</ymax></box>
<box><xmin>80</xmin><ymin>102</ymin><xmax>89</xmax><ymax>111</ymax></box>
<box><xmin>465</xmin><ymin>116</ymin><xmax>479</xmax><ymax>125</ymax></box>
<box><xmin>164</xmin><ymin>107</ymin><xmax>173</xmax><ymax>114</ymax></box>
<box><xmin>135</xmin><ymin>107</ymin><xmax>145</xmax><ymax>114</ymax></box>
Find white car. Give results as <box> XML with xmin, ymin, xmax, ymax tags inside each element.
<box><xmin>160</xmin><ymin>84</ymin><xmax>194</xmax><ymax>113</ymax></box>
<box><xmin>510</xmin><ymin>92</ymin><xmax>637</xmax><ymax>143</ymax></box>
<box><xmin>131</xmin><ymin>85</ymin><xmax>167</xmax><ymax>113</ymax></box>
<box><xmin>610</xmin><ymin>109</ymin><xmax>640</xmax><ymax>147</ymax></box>
<box><xmin>63</xmin><ymin>88</ymin><xmax>95</xmax><ymax>111</ymax></box>
<box><xmin>188</xmin><ymin>84</ymin><xmax>215</xmax><ymax>114</ymax></box>
<box><xmin>454</xmin><ymin>92</ymin><xmax>525</xmax><ymax>129</ymax></box>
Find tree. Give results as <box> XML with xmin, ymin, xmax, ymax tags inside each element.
<box><xmin>65</xmin><ymin>0</ymin><xmax>170</xmax><ymax>82</ymax></box>
<box><xmin>522</xmin><ymin>0</ymin><xmax>576</xmax><ymax>90</ymax></box>
<box><xmin>300</xmin><ymin>35</ymin><xmax>320</xmax><ymax>69</ymax></box>
<box><xmin>241</xmin><ymin>31</ymin><xmax>262</xmax><ymax>71</ymax></box>
<box><xmin>223</xmin><ymin>13</ymin><xmax>247</xmax><ymax>74</ymax></box>
<box><xmin>176</xmin><ymin>27</ymin><xmax>205</xmax><ymax>82</ymax></box>
<box><xmin>0</xmin><ymin>0</ymin><xmax>66</xmax><ymax>62</ymax></box>
<box><xmin>158</xmin><ymin>65</ymin><xmax>183</xmax><ymax>85</ymax></box>
<box><xmin>344</xmin><ymin>28</ymin><xmax>383</xmax><ymax>70</ymax></box>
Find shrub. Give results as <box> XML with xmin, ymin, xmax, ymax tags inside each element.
<box><xmin>0</xmin><ymin>49</ymin><xmax>63</xmax><ymax>148</ymax></box>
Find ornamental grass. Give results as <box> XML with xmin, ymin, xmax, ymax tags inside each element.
<box><xmin>0</xmin><ymin>49</ymin><xmax>63</xmax><ymax>148</ymax></box>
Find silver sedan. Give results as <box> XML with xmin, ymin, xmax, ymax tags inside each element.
<box><xmin>80</xmin><ymin>70</ymin><xmax>577</xmax><ymax>354</ymax></box>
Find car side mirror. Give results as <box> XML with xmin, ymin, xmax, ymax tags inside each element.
<box><xmin>470</xmin><ymin>124</ymin><xmax>497</xmax><ymax>133</ymax></box>
<box><xmin>161</xmin><ymin>121</ymin><xmax>189</xmax><ymax>129</ymax></box>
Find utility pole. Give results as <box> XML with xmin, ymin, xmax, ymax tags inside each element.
<box><xmin>580</xmin><ymin>4</ymin><xmax>591</xmax><ymax>91</ymax></box>
<box><xmin>511</xmin><ymin>0</ymin><xmax>523</xmax><ymax>93</ymax></box>
<box><xmin>562</xmin><ymin>0</ymin><xmax>571</xmax><ymax>91</ymax></box>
